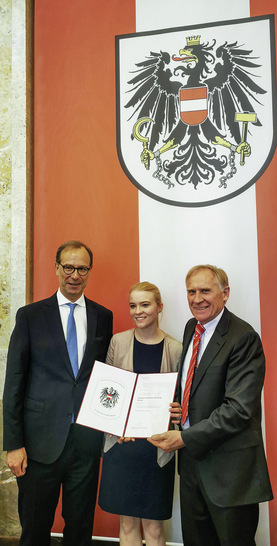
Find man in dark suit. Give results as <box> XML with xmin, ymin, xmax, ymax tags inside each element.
<box><xmin>3</xmin><ymin>240</ymin><xmax>113</xmax><ymax>546</ymax></box>
<box><xmin>149</xmin><ymin>265</ymin><xmax>272</xmax><ymax>546</ymax></box>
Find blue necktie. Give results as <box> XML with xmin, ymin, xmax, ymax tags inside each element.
<box><xmin>66</xmin><ymin>303</ymin><xmax>79</xmax><ymax>378</ymax></box>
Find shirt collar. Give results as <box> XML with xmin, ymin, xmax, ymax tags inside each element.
<box><xmin>199</xmin><ymin>308</ymin><xmax>225</xmax><ymax>334</ymax></box>
<box><xmin>57</xmin><ymin>288</ymin><xmax>86</xmax><ymax>308</ymax></box>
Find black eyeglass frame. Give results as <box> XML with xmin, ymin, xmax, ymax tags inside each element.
<box><xmin>58</xmin><ymin>263</ymin><xmax>91</xmax><ymax>276</ymax></box>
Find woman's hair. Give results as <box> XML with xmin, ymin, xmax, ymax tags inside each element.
<box><xmin>185</xmin><ymin>265</ymin><xmax>229</xmax><ymax>290</ymax></box>
<box><xmin>129</xmin><ymin>281</ymin><xmax>162</xmax><ymax>306</ymax></box>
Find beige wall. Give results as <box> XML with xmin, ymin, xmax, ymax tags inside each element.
<box><xmin>0</xmin><ymin>0</ymin><xmax>26</xmax><ymax>537</ymax></box>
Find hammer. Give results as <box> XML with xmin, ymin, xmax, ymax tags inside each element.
<box><xmin>235</xmin><ymin>112</ymin><xmax>257</xmax><ymax>166</ymax></box>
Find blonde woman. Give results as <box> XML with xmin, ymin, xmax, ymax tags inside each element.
<box><xmin>98</xmin><ymin>282</ymin><xmax>182</xmax><ymax>546</ymax></box>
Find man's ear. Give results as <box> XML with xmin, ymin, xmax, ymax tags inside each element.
<box><xmin>223</xmin><ymin>286</ymin><xmax>230</xmax><ymax>303</ymax></box>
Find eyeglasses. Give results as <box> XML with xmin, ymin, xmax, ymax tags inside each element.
<box><xmin>58</xmin><ymin>263</ymin><xmax>91</xmax><ymax>276</ymax></box>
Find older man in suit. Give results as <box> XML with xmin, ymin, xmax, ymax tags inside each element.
<box><xmin>149</xmin><ymin>265</ymin><xmax>272</xmax><ymax>546</ymax></box>
<box><xmin>3</xmin><ymin>240</ymin><xmax>113</xmax><ymax>546</ymax></box>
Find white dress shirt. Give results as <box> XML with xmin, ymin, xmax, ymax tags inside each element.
<box><xmin>181</xmin><ymin>309</ymin><xmax>224</xmax><ymax>429</ymax></box>
<box><xmin>57</xmin><ymin>289</ymin><xmax>87</xmax><ymax>370</ymax></box>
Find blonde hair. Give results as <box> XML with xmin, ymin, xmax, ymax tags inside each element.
<box><xmin>186</xmin><ymin>265</ymin><xmax>229</xmax><ymax>290</ymax></box>
<box><xmin>129</xmin><ymin>281</ymin><xmax>162</xmax><ymax>307</ymax></box>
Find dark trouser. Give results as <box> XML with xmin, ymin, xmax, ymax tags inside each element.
<box><xmin>179</xmin><ymin>448</ymin><xmax>259</xmax><ymax>546</ymax></box>
<box><xmin>17</xmin><ymin>425</ymin><xmax>103</xmax><ymax>546</ymax></box>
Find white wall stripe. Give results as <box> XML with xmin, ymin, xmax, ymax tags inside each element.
<box><xmin>136</xmin><ymin>0</ymin><xmax>270</xmax><ymax>544</ymax></box>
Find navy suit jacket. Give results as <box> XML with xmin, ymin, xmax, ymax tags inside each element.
<box><xmin>3</xmin><ymin>293</ymin><xmax>113</xmax><ymax>464</ymax></box>
<box><xmin>178</xmin><ymin>307</ymin><xmax>273</xmax><ymax>507</ymax></box>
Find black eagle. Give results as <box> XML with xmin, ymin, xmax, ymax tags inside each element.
<box><xmin>100</xmin><ymin>387</ymin><xmax>119</xmax><ymax>408</ymax></box>
<box><xmin>126</xmin><ymin>36</ymin><xmax>266</xmax><ymax>189</ymax></box>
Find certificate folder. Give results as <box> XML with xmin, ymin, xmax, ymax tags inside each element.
<box><xmin>76</xmin><ymin>360</ymin><xmax>178</xmax><ymax>438</ymax></box>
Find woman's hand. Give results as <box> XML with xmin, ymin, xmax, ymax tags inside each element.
<box><xmin>117</xmin><ymin>436</ymin><xmax>135</xmax><ymax>444</ymax></box>
<box><xmin>169</xmin><ymin>401</ymin><xmax>182</xmax><ymax>424</ymax></box>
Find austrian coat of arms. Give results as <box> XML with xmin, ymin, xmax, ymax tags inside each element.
<box><xmin>116</xmin><ymin>15</ymin><xmax>276</xmax><ymax>207</ymax></box>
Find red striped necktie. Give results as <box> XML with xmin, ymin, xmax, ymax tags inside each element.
<box><xmin>181</xmin><ymin>323</ymin><xmax>205</xmax><ymax>426</ymax></box>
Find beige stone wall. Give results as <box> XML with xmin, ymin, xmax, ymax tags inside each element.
<box><xmin>0</xmin><ymin>0</ymin><xmax>27</xmax><ymax>537</ymax></box>
<box><xmin>0</xmin><ymin>0</ymin><xmax>12</xmax><ymax>380</ymax></box>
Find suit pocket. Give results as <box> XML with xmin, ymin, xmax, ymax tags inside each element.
<box><xmin>24</xmin><ymin>397</ymin><xmax>45</xmax><ymax>413</ymax></box>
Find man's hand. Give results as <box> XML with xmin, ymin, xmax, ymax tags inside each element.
<box><xmin>6</xmin><ymin>448</ymin><xmax>28</xmax><ymax>477</ymax></box>
<box><xmin>147</xmin><ymin>430</ymin><xmax>185</xmax><ymax>453</ymax></box>
<box><xmin>169</xmin><ymin>401</ymin><xmax>182</xmax><ymax>424</ymax></box>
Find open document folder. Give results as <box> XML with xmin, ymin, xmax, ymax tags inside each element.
<box><xmin>76</xmin><ymin>361</ymin><xmax>178</xmax><ymax>438</ymax></box>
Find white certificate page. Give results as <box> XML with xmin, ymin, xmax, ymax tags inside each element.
<box><xmin>76</xmin><ymin>361</ymin><xmax>178</xmax><ymax>438</ymax></box>
<box><xmin>76</xmin><ymin>361</ymin><xmax>137</xmax><ymax>437</ymax></box>
<box><xmin>125</xmin><ymin>372</ymin><xmax>178</xmax><ymax>438</ymax></box>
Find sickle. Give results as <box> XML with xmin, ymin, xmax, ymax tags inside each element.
<box><xmin>132</xmin><ymin>117</ymin><xmax>153</xmax><ymax>170</ymax></box>
<box><xmin>133</xmin><ymin>117</ymin><xmax>153</xmax><ymax>143</ymax></box>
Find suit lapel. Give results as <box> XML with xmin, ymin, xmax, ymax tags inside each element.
<box><xmin>78</xmin><ymin>297</ymin><xmax>97</xmax><ymax>374</ymax></box>
<box><xmin>43</xmin><ymin>294</ymin><xmax>74</xmax><ymax>378</ymax></box>
<box><xmin>191</xmin><ymin>308</ymin><xmax>230</xmax><ymax>396</ymax></box>
<box><xmin>177</xmin><ymin>319</ymin><xmax>196</xmax><ymax>399</ymax></box>
<box><xmin>181</xmin><ymin>320</ymin><xmax>196</xmax><ymax>367</ymax></box>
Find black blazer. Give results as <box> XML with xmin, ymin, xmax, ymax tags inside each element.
<box><xmin>3</xmin><ymin>293</ymin><xmax>113</xmax><ymax>464</ymax></box>
<box><xmin>178</xmin><ymin>307</ymin><xmax>273</xmax><ymax>507</ymax></box>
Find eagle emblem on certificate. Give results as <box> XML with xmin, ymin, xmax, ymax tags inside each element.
<box><xmin>100</xmin><ymin>387</ymin><xmax>120</xmax><ymax>408</ymax></box>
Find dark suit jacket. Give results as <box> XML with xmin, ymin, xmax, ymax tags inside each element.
<box><xmin>178</xmin><ymin>307</ymin><xmax>273</xmax><ymax>507</ymax></box>
<box><xmin>3</xmin><ymin>293</ymin><xmax>113</xmax><ymax>464</ymax></box>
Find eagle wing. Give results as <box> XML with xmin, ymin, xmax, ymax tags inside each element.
<box><xmin>125</xmin><ymin>51</ymin><xmax>183</xmax><ymax>150</ymax></box>
<box><xmin>206</xmin><ymin>41</ymin><xmax>266</xmax><ymax>143</ymax></box>
<box><xmin>100</xmin><ymin>387</ymin><xmax>108</xmax><ymax>402</ymax></box>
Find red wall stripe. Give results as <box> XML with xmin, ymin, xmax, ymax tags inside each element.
<box><xmin>250</xmin><ymin>0</ymin><xmax>277</xmax><ymax>543</ymax></box>
<box><xmin>34</xmin><ymin>0</ymin><xmax>137</xmax><ymax>537</ymax></box>
<box><xmin>33</xmin><ymin>0</ymin><xmax>137</xmax><ymax>334</ymax></box>
<box><xmin>256</xmin><ymin>159</ymin><xmax>277</xmax><ymax>544</ymax></box>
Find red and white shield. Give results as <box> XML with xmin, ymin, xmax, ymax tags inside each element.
<box><xmin>179</xmin><ymin>86</ymin><xmax>208</xmax><ymax>125</ymax></box>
